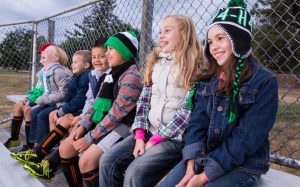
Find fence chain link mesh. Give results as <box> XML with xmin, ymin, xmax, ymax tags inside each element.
<box><xmin>0</xmin><ymin>0</ymin><xmax>299</xmax><ymax>173</ymax></box>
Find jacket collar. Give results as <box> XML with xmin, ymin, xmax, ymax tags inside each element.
<box><xmin>159</xmin><ymin>51</ymin><xmax>175</xmax><ymax>60</ymax></box>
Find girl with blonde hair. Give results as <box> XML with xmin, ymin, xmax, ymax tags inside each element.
<box><xmin>99</xmin><ymin>14</ymin><xmax>205</xmax><ymax>187</ymax></box>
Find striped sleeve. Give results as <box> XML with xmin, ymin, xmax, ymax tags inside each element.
<box><xmin>84</xmin><ymin>66</ymin><xmax>143</xmax><ymax>145</ymax></box>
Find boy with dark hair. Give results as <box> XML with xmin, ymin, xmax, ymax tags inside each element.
<box><xmin>56</xmin><ymin>31</ymin><xmax>143</xmax><ymax>187</ymax></box>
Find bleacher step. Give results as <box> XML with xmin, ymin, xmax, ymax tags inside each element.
<box><xmin>0</xmin><ymin>143</ymin><xmax>45</xmax><ymax>186</ymax></box>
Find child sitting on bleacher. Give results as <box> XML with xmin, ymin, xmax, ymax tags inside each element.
<box><xmin>59</xmin><ymin>31</ymin><xmax>143</xmax><ymax>187</ymax></box>
<box><xmin>3</xmin><ymin>43</ymin><xmax>57</xmax><ymax>151</ymax></box>
<box><xmin>7</xmin><ymin>44</ymin><xmax>72</xmax><ymax>154</ymax></box>
<box><xmin>14</xmin><ymin>39</ymin><xmax>109</xmax><ymax>182</ymax></box>
<box><xmin>11</xmin><ymin>48</ymin><xmax>93</xmax><ymax>164</ymax></box>
<box><xmin>161</xmin><ymin>1</ymin><xmax>278</xmax><ymax>186</ymax></box>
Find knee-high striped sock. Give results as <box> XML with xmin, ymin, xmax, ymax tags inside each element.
<box><xmin>25</xmin><ymin>121</ymin><xmax>34</xmax><ymax>148</ymax></box>
<box><xmin>36</xmin><ymin>124</ymin><xmax>68</xmax><ymax>160</ymax></box>
<box><xmin>82</xmin><ymin>168</ymin><xmax>99</xmax><ymax>187</ymax></box>
<box><xmin>10</xmin><ymin>116</ymin><xmax>23</xmax><ymax>140</ymax></box>
<box><xmin>47</xmin><ymin>149</ymin><xmax>61</xmax><ymax>173</ymax></box>
<box><xmin>61</xmin><ymin>156</ymin><xmax>82</xmax><ymax>187</ymax></box>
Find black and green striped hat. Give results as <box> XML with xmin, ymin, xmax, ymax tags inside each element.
<box><xmin>204</xmin><ymin>0</ymin><xmax>252</xmax><ymax>61</ymax></box>
<box><xmin>104</xmin><ymin>31</ymin><xmax>139</xmax><ymax>61</ymax></box>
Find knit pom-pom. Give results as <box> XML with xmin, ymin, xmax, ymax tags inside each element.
<box><xmin>228</xmin><ymin>0</ymin><xmax>247</xmax><ymax>8</ymax></box>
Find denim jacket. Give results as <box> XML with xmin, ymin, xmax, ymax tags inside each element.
<box><xmin>182</xmin><ymin>56</ymin><xmax>278</xmax><ymax>181</ymax></box>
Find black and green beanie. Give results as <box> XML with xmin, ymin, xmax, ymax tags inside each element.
<box><xmin>204</xmin><ymin>0</ymin><xmax>252</xmax><ymax>60</ymax></box>
<box><xmin>104</xmin><ymin>31</ymin><xmax>139</xmax><ymax>61</ymax></box>
<box><xmin>205</xmin><ymin>0</ymin><xmax>253</xmax><ymax>124</ymax></box>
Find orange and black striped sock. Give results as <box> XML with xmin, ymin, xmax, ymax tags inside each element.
<box><xmin>82</xmin><ymin>168</ymin><xmax>99</xmax><ymax>187</ymax></box>
<box><xmin>36</xmin><ymin>124</ymin><xmax>68</xmax><ymax>160</ymax></box>
<box><xmin>61</xmin><ymin>156</ymin><xmax>82</xmax><ymax>187</ymax></box>
<box><xmin>11</xmin><ymin>116</ymin><xmax>23</xmax><ymax>140</ymax></box>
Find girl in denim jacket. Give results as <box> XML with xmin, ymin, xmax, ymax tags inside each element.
<box><xmin>99</xmin><ymin>14</ymin><xmax>205</xmax><ymax>187</ymax></box>
<box><xmin>161</xmin><ymin>1</ymin><xmax>278</xmax><ymax>187</ymax></box>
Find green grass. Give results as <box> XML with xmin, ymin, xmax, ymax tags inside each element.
<box><xmin>277</xmin><ymin>101</ymin><xmax>300</xmax><ymax>123</ymax></box>
<box><xmin>0</xmin><ymin>70</ymin><xmax>20</xmax><ymax>75</ymax></box>
<box><xmin>0</xmin><ymin>70</ymin><xmax>30</xmax><ymax>117</ymax></box>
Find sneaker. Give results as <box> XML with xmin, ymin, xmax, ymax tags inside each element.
<box><xmin>4</xmin><ymin>138</ymin><xmax>20</xmax><ymax>148</ymax></box>
<box><xmin>10</xmin><ymin>150</ymin><xmax>40</xmax><ymax>165</ymax></box>
<box><xmin>23</xmin><ymin>160</ymin><xmax>54</xmax><ymax>182</ymax></box>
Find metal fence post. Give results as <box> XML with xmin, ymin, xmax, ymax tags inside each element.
<box><xmin>48</xmin><ymin>19</ymin><xmax>55</xmax><ymax>43</ymax></box>
<box><xmin>31</xmin><ymin>22</ymin><xmax>37</xmax><ymax>89</ymax></box>
<box><xmin>139</xmin><ymin>0</ymin><xmax>154</xmax><ymax>68</ymax></box>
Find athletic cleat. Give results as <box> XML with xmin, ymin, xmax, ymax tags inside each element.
<box><xmin>10</xmin><ymin>150</ymin><xmax>40</xmax><ymax>165</ymax></box>
<box><xmin>4</xmin><ymin>138</ymin><xmax>20</xmax><ymax>148</ymax></box>
<box><xmin>23</xmin><ymin>160</ymin><xmax>54</xmax><ymax>182</ymax></box>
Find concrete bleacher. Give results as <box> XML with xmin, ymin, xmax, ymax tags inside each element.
<box><xmin>2</xmin><ymin>95</ymin><xmax>300</xmax><ymax>186</ymax></box>
<box><xmin>0</xmin><ymin>143</ymin><xmax>45</xmax><ymax>187</ymax></box>
<box><xmin>1</xmin><ymin>95</ymin><xmax>67</xmax><ymax>187</ymax></box>
<box><xmin>6</xmin><ymin>95</ymin><xmax>27</xmax><ymax>103</ymax></box>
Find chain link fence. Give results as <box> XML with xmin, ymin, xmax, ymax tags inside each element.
<box><xmin>0</xmin><ymin>0</ymin><xmax>299</xmax><ymax>174</ymax></box>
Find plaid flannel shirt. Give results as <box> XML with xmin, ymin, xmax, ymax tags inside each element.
<box><xmin>131</xmin><ymin>85</ymin><xmax>193</xmax><ymax>140</ymax></box>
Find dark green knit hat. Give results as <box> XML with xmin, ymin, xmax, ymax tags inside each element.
<box><xmin>104</xmin><ymin>31</ymin><xmax>139</xmax><ymax>61</ymax></box>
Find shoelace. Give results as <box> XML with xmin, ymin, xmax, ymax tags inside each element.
<box><xmin>23</xmin><ymin>150</ymin><xmax>35</xmax><ymax>160</ymax></box>
<box><xmin>40</xmin><ymin>160</ymin><xmax>52</xmax><ymax>178</ymax></box>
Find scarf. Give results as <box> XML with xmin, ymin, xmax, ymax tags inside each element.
<box><xmin>91</xmin><ymin>60</ymin><xmax>135</xmax><ymax>123</ymax></box>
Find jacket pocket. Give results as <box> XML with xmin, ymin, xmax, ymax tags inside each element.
<box><xmin>238</xmin><ymin>87</ymin><xmax>257</xmax><ymax>105</ymax></box>
<box><xmin>196</xmin><ymin>83</ymin><xmax>213</xmax><ymax>116</ymax></box>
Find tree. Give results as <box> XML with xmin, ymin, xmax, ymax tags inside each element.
<box><xmin>61</xmin><ymin>0</ymin><xmax>140</xmax><ymax>66</ymax></box>
<box><xmin>0</xmin><ymin>28</ymin><xmax>33</xmax><ymax>70</ymax></box>
<box><xmin>251</xmin><ymin>0</ymin><xmax>299</xmax><ymax>73</ymax></box>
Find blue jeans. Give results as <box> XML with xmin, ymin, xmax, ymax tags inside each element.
<box><xmin>160</xmin><ymin>160</ymin><xmax>261</xmax><ymax>187</ymax></box>
<box><xmin>29</xmin><ymin>105</ymin><xmax>57</xmax><ymax>144</ymax></box>
<box><xmin>99</xmin><ymin>134</ymin><xmax>182</xmax><ymax>187</ymax></box>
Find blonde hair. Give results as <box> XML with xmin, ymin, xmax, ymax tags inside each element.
<box><xmin>144</xmin><ymin>14</ymin><xmax>205</xmax><ymax>90</ymax></box>
<box><xmin>53</xmin><ymin>46</ymin><xmax>68</xmax><ymax>65</ymax></box>
<box><xmin>74</xmin><ymin>50</ymin><xmax>92</xmax><ymax>67</ymax></box>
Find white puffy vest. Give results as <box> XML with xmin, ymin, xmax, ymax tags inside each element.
<box><xmin>148</xmin><ymin>52</ymin><xmax>186</xmax><ymax>134</ymax></box>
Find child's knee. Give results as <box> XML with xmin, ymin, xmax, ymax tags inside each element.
<box><xmin>13</xmin><ymin>102</ymin><xmax>24</xmax><ymax>112</ymax></box>
<box><xmin>59</xmin><ymin>116</ymin><xmax>72</xmax><ymax>129</ymax></box>
<box><xmin>78</xmin><ymin>155</ymin><xmax>89</xmax><ymax>170</ymax></box>
<box><xmin>59</xmin><ymin>138</ymin><xmax>73</xmax><ymax>157</ymax></box>
<box><xmin>23</xmin><ymin>107</ymin><xmax>31</xmax><ymax>115</ymax></box>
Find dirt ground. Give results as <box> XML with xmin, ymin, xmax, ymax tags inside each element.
<box><xmin>278</xmin><ymin>87</ymin><xmax>300</xmax><ymax>104</ymax></box>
